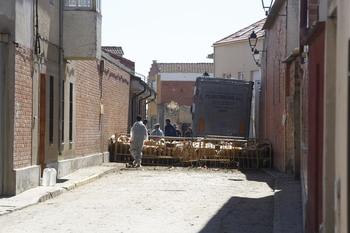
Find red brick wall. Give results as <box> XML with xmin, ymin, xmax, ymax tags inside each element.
<box><xmin>13</xmin><ymin>47</ymin><xmax>33</xmax><ymax>169</ymax></box>
<box><xmin>161</xmin><ymin>81</ymin><xmax>195</xmax><ymax>106</ymax></box>
<box><xmin>260</xmin><ymin>1</ymin><xmax>287</xmax><ymax>172</ymax></box>
<box><xmin>75</xmin><ymin>59</ymin><xmax>130</xmax><ymax>157</ymax></box>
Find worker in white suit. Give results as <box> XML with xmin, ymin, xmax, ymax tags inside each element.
<box><xmin>129</xmin><ymin>115</ymin><xmax>148</xmax><ymax>167</ymax></box>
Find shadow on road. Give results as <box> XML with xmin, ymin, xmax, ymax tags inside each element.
<box><xmin>198</xmin><ymin>195</ymin><xmax>274</xmax><ymax>233</ymax></box>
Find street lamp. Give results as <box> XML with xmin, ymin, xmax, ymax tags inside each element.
<box><xmin>261</xmin><ymin>0</ymin><xmax>273</xmax><ymax>16</ymax></box>
<box><xmin>252</xmin><ymin>49</ymin><xmax>261</xmax><ymax>67</ymax></box>
<box><xmin>248</xmin><ymin>31</ymin><xmax>258</xmax><ymax>52</ymax></box>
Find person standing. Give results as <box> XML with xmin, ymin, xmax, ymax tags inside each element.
<box><xmin>143</xmin><ymin>119</ymin><xmax>150</xmax><ymax>135</ymax></box>
<box><xmin>184</xmin><ymin>127</ymin><xmax>193</xmax><ymax>137</ymax></box>
<box><xmin>164</xmin><ymin>119</ymin><xmax>177</xmax><ymax>137</ymax></box>
<box><xmin>174</xmin><ymin>124</ymin><xmax>182</xmax><ymax>137</ymax></box>
<box><xmin>130</xmin><ymin>115</ymin><xmax>148</xmax><ymax>167</ymax></box>
<box><xmin>150</xmin><ymin>123</ymin><xmax>164</xmax><ymax>136</ymax></box>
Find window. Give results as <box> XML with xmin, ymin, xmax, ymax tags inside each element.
<box><xmin>238</xmin><ymin>72</ymin><xmax>244</xmax><ymax>80</ymax></box>
<box><xmin>69</xmin><ymin>83</ymin><xmax>73</xmax><ymax>141</ymax></box>
<box><xmin>49</xmin><ymin>76</ymin><xmax>54</xmax><ymax>144</ymax></box>
<box><xmin>64</xmin><ymin>0</ymin><xmax>100</xmax><ymax>11</ymax></box>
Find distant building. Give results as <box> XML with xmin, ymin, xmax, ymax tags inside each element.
<box><xmin>102</xmin><ymin>46</ymin><xmax>156</xmax><ymax>129</ymax></box>
<box><xmin>212</xmin><ymin>18</ymin><xmax>265</xmax><ymax>81</ymax></box>
<box><xmin>148</xmin><ymin>61</ymin><xmax>213</xmax><ymax>133</ymax></box>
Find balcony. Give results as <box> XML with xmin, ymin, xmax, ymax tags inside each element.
<box><xmin>63</xmin><ymin>0</ymin><xmax>101</xmax><ymax>60</ymax></box>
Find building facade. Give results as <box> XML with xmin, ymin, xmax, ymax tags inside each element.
<box><xmin>148</xmin><ymin>61</ymin><xmax>213</xmax><ymax>133</ymax></box>
<box><xmin>261</xmin><ymin>0</ymin><xmax>349</xmax><ymax>232</ymax></box>
<box><xmin>0</xmin><ymin>0</ymin><xmax>152</xmax><ymax>196</ymax></box>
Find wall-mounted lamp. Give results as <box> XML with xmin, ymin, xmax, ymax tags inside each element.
<box><xmin>252</xmin><ymin>48</ymin><xmax>267</xmax><ymax>67</ymax></box>
<box><xmin>248</xmin><ymin>31</ymin><xmax>265</xmax><ymax>67</ymax></box>
<box><xmin>261</xmin><ymin>0</ymin><xmax>273</xmax><ymax>16</ymax></box>
<box><xmin>252</xmin><ymin>49</ymin><xmax>262</xmax><ymax>67</ymax></box>
<box><xmin>248</xmin><ymin>31</ymin><xmax>258</xmax><ymax>52</ymax></box>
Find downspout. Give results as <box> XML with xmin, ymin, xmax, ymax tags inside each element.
<box><xmin>146</xmin><ymin>93</ymin><xmax>157</xmax><ymax>104</ymax></box>
<box><xmin>138</xmin><ymin>89</ymin><xmax>152</xmax><ymax>116</ymax></box>
<box><xmin>131</xmin><ymin>84</ymin><xmax>146</xmax><ymax>124</ymax></box>
<box><xmin>0</xmin><ymin>40</ymin><xmax>3</xmax><ymax>194</ymax></box>
<box><xmin>58</xmin><ymin>0</ymin><xmax>64</xmax><ymax>154</ymax></box>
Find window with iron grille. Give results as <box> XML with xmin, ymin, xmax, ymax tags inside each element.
<box><xmin>64</xmin><ymin>0</ymin><xmax>100</xmax><ymax>12</ymax></box>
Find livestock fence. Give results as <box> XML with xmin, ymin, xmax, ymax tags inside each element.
<box><xmin>109</xmin><ymin>134</ymin><xmax>272</xmax><ymax>169</ymax></box>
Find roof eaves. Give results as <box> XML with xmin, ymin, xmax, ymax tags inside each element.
<box><xmin>213</xmin><ymin>35</ymin><xmax>265</xmax><ymax>47</ymax></box>
<box><xmin>101</xmin><ymin>51</ymin><xmax>134</xmax><ymax>75</ymax></box>
<box><xmin>263</xmin><ymin>0</ymin><xmax>286</xmax><ymax>30</ymax></box>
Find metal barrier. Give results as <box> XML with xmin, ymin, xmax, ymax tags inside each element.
<box><xmin>111</xmin><ymin>133</ymin><xmax>272</xmax><ymax>169</ymax></box>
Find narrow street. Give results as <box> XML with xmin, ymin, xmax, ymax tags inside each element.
<box><xmin>0</xmin><ymin>167</ymin><xmax>275</xmax><ymax>233</ymax></box>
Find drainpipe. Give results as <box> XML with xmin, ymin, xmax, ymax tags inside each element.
<box><xmin>58</xmin><ymin>0</ymin><xmax>64</xmax><ymax>155</ymax></box>
<box><xmin>131</xmin><ymin>84</ymin><xmax>146</xmax><ymax>125</ymax></box>
<box><xmin>146</xmin><ymin>93</ymin><xmax>157</xmax><ymax>104</ymax></box>
<box><xmin>138</xmin><ymin>90</ymin><xmax>152</xmax><ymax>116</ymax></box>
<box><xmin>0</xmin><ymin>41</ymin><xmax>3</xmax><ymax>193</ymax></box>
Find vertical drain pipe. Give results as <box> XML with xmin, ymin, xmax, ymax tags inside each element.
<box><xmin>58</xmin><ymin>0</ymin><xmax>64</xmax><ymax>155</ymax></box>
<box><xmin>0</xmin><ymin>41</ymin><xmax>4</xmax><ymax>193</ymax></box>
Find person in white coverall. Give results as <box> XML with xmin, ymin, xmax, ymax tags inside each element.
<box><xmin>130</xmin><ymin>115</ymin><xmax>148</xmax><ymax>167</ymax></box>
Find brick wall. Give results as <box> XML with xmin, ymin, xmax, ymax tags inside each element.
<box><xmin>13</xmin><ymin>47</ymin><xmax>33</xmax><ymax>169</ymax></box>
<box><xmin>75</xmin><ymin>59</ymin><xmax>130</xmax><ymax>157</ymax></box>
<box><xmin>260</xmin><ymin>1</ymin><xmax>288</xmax><ymax>172</ymax></box>
<box><xmin>161</xmin><ymin>81</ymin><xmax>195</xmax><ymax>106</ymax></box>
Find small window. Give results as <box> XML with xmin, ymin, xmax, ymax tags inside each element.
<box><xmin>64</xmin><ymin>0</ymin><xmax>100</xmax><ymax>12</ymax></box>
<box><xmin>64</xmin><ymin>0</ymin><xmax>92</xmax><ymax>10</ymax></box>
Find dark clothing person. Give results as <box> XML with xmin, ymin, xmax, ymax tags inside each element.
<box><xmin>164</xmin><ymin>119</ymin><xmax>177</xmax><ymax>136</ymax></box>
<box><xmin>184</xmin><ymin>127</ymin><xmax>193</xmax><ymax>137</ymax></box>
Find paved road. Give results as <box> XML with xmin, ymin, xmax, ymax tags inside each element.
<box><xmin>0</xmin><ymin>167</ymin><xmax>275</xmax><ymax>233</ymax></box>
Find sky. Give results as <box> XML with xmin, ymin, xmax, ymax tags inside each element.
<box><xmin>101</xmin><ymin>0</ymin><xmax>267</xmax><ymax>77</ymax></box>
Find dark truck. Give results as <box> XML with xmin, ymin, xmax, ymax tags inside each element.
<box><xmin>191</xmin><ymin>77</ymin><xmax>254</xmax><ymax>137</ymax></box>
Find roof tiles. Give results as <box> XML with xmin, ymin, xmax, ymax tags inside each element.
<box><xmin>156</xmin><ymin>63</ymin><xmax>214</xmax><ymax>73</ymax></box>
<box><xmin>101</xmin><ymin>46</ymin><xmax>124</xmax><ymax>57</ymax></box>
<box><xmin>214</xmin><ymin>18</ymin><xmax>266</xmax><ymax>46</ymax></box>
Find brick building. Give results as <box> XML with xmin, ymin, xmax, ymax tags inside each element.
<box><xmin>148</xmin><ymin>61</ymin><xmax>213</xmax><ymax>133</ymax></box>
<box><xmin>261</xmin><ymin>0</ymin><xmax>350</xmax><ymax>232</ymax></box>
<box><xmin>0</xmin><ymin>0</ymin><xmax>154</xmax><ymax>196</ymax></box>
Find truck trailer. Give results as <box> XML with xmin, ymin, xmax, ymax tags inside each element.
<box><xmin>191</xmin><ymin>77</ymin><xmax>254</xmax><ymax>137</ymax></box>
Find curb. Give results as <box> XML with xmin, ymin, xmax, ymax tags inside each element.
<box><xmin>261</xmin><ymin>169</ymin><xmax>283</xmax><ymax>233</ymax></box>
<box><xmin>0</xmin><ymin>165</ymin><xmax>121</xmax><ymax>217</ymax></box>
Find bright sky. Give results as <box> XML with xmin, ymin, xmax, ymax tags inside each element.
<box><xmin>101</xmin><ymin>0</ymin><xmax>266</xmax><ymax>77</ymax></box>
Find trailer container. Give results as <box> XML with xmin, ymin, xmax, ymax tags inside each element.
<box><xmin>192</xmin><ymin>77</ymin><xmax>254</xmax><ymax>137</ymax></box>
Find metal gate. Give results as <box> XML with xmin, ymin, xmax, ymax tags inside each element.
<box><xmin>111</xmin><ymin>134</ymin><xmax>272</xmax><ymax>169</ymax></box>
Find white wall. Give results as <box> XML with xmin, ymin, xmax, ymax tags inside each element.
<box><xmin>15</xmin><ymin>0</ymin><xmax>33</xmax><ymax>48</ymax></box>
<box><xmin>214</xmin><ymin>40</ymin><xmax>263</xmax><ymax>81</ymax></box>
